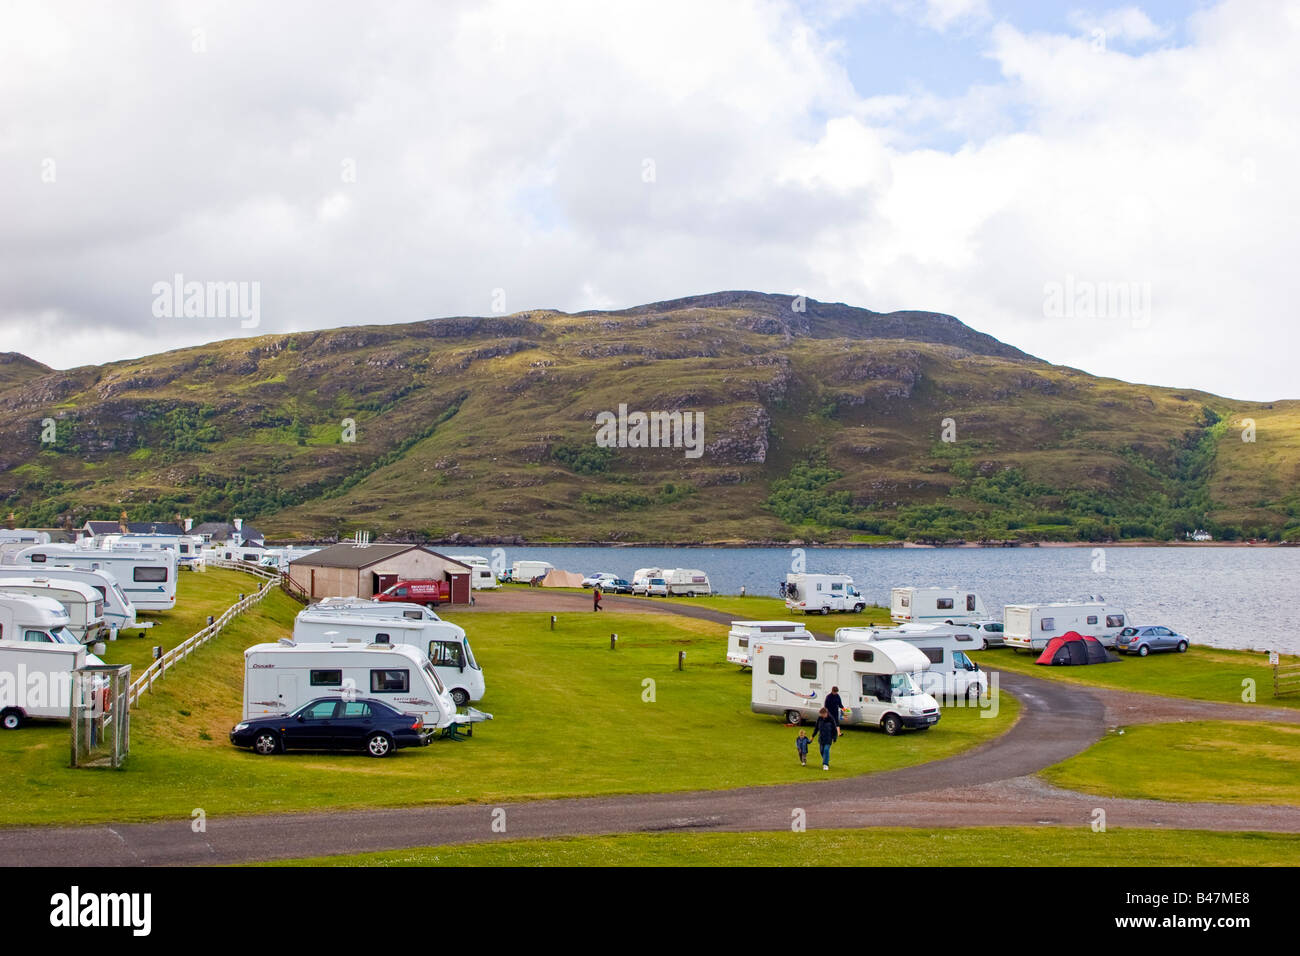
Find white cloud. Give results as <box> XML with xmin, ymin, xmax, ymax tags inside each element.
<box><xmin>0</xmin><ymin>0</ymin><xmax>1295</xmax><ymax>400</ymax></box>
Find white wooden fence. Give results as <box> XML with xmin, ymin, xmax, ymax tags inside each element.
<box><xmin>126</xmin><ymin>560</ymin><xmax>279</xmax><ymax>708</ymax></box>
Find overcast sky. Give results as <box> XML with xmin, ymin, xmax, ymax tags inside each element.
<box><xmin>1</xmin><ymin>0</ymin><xmax>1296</xmax><ymax>400</ymax></box>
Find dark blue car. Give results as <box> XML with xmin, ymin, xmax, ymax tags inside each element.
<box><xmin>230</xmin><ymin>697</ymin><xmax>432</xmax><ymax>758</ymax></box>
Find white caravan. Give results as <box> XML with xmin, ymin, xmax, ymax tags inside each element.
<box><xmin>308</xmin><ymin>598</ymin><xmax>447</xmax><ymax>622</ymax></box>
<box><xmin>784</xmin><ymin>573</ymin><xmax>866</xmax><ymax>615</ymax></box>
<box><xmin>750</xmin><ymin>638</ymin><xmax>941</xmax><ymax>735</ymax></box>
<box><xmin>448</xmin><ymin>555</ymin><xmax>500</xmax><ymax>590</ymax></box>
<box><xmin>242</xmin><ymin>641</ymin><xmax>483</xmax><ymax>731</ymax></box>
<box><xmin>0</xmin><ymin>567</ymin><xmax>138</xmax><ymax>635</ymax></box>
<box><xmin>0</xmin><ymin>638</ymin><xmax>106</xmax><ymax>729</ymax></box>
<box><xmin>726</xmin><ymin>620</ymin><xmax>813</xmax><ymax>667</ymax></box>
<box><xmin>835</xmin><ymin>624</ymin><xmax>988</xmax><ymax>700</ymax></box>
<box><xmin>664</xmin><ymin>568</ymin><xmax>712</xmax><ymax>597</ymax></box>
<box><xmin>510</xmin><ymin>560</ymin><xmax>553</xmax><ymax>583</ymax></box>
<box><xmin>1003</xmin><ymin>601</ymin><xmax>1128</xmax><ymax>651</ymax></box>
<box><xmin>890</xmin><ymin>587</ymin><xmax>988</xmax><ymax>625</ymax></box>
<box><xmin>293</xmin><ymin>610</ymin><xmax>484</xmax><ymax>705</ymax></box>
<box><xmin>259</xmin><ymin>546</ymin><xmax>320</xmax><ymax>573</ymax></box>
<box><xmin>0</xmin><ymin>529</ymin><xmax>50</xmax><ymax>545</ymax></box>
<box><xmin>0</xmin><ymin>578</ymin><xmax>106</xmax><ymax>644</ymax></box>
<box><xmin>8</xmin><ymin>545</ymin><xmax>178</xmax><ymax>611</ymax></box>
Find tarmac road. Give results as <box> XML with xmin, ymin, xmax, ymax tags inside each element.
<box><xmin>1</xmin><ymin>590</ymin><xmax>1296</xmax><ymax>865</ymax></box>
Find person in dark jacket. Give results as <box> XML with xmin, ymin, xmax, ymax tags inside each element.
<box><xmin>811</xmin><ymin>707</ymin><xmax>838</xmax><ymax>770</ymax></box>
<box><xmin>824</xmin><ymin>686</ymin><xmax>844</xmax><ymax>733</ymax></box>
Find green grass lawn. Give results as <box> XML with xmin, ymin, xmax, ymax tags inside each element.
<box><xmin>97</xmin><ymin>567</ymin><xmax>264</xmax><ymax>674</ymax></box>
<box><xmin>270</xmin><ymin>826</ymin><xmax>1300</xmax><ymax>867</ymax></box>
<box><xmin>975</xmin><ymin>644</ymin><xmax>1300</xmax><ymax>709</ymax></box>
<box><xmin>0</xmin><ymin>602</ymin><xmax>1017</xmax><ymax>827</ymax></box>
<box><xmin>1041</xmin><ymin>721</ymin><xmax>1300</xmax><ymax>805</ymax></box>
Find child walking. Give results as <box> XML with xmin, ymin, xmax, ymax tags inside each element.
<box><xmin>795</xmin><ymin>729</ymin><xmax>809</xmax><ymax>766</ymax></box>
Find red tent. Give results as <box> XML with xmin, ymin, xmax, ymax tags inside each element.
<box><xmin>1035</xmin><ymin>631</ymin><xmax>1120</xmax><ymax>666</ymax></box>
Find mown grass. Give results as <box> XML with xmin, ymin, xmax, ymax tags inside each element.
<box><xmin>976</xmin><ymin>644</ymin><xmax>1300</xmax><ymax>709</ymax></box>
<box><xmin>269</xmin><ymin>827</ymin><xmax>1300</xmax><ymax>867</ymax></box>
<box><xmin>1042</xmin><ymin>721</ymin><xmax>1300</xmax><ymax>805</ymax></box>
<box><xmin>0</xmin><ymin>598</ymin><xmax>1017</xmax><ymax>827</ymax></box>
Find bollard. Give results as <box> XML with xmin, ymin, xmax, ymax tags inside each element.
<box><xmin>207</xmin><ymin>616</ymin><xmax>215</xmax><ymax>627</ymax></box>
<box><xmin>550</xmin><ymin>615</ymin><xmax>556</xmax><ymax>630</ymax></box>
<box><xmin>153</xmin><ymin>646</ymin><xmax>162</xmax><ymax>660</ymax></box>
<box><xmin>678</xmin><ymin>650</ymin><xmax>685</xmax><ymax>671</ymax></box>
<box><xmin>610</xmin><ymin>633</ymin><xmax>618</xmax><ymax>650</ymax></box>
<box><xmin>740</xmin><ymin>586</ymin><xmax>746</xmax><ymax>597</ymax></box>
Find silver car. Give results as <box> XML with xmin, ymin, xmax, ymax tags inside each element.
<box><xmin>1115</xmin><ymin>625</ymin><xmax>1190</xmax><ymax>656</ymax></box>
<box><xmin>963</xmin><ymin>620</ymin><xmax>1005</xmax><ymax>649</ymax></box>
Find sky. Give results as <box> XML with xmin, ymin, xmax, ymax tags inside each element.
<box><xmin>1</xmin><ymin>0</ymin><xmax>1296</xmax><ymax>400</ymax></box>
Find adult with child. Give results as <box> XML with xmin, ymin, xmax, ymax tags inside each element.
<box><xmin>810</xmin><ymin>707</ymin><xmax>838</xmax><ymax>770</ymax></box>
<box><xmin>824</xmin><ymin>685</ymin><xmax>844</xmax><ymax>734</ymax></box>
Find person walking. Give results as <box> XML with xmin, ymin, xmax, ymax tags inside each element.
<box><xmin>811</xmin><ymin>707</ymin><xmax>838</xmax><ymax>770</ymax></box>
<box><xmin>824</xmin><ymin>686</ymin><xmax>844</xmax><ymax>735</ymax></box>
<box><xmin>593</xmin><ymin>586</ymin><xmax>602</xmax><ymax>612</ymax></box>
<box><xmin>795</xmin><ymin>729</ymin><xmax>810</xmax><ymax>766</ymax></box>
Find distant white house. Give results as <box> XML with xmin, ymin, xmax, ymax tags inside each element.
<box><xmin>1186</xmin><ymin>529</ymin><xmax>1213</xmax><ymax>542</ymax></box>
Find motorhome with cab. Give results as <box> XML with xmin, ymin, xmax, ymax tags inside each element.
<box><xmin>0</xmin><ymin>637</ymin><xmax>106</xmax><ymax>729</ymax></box>
<box><xmin>835</xmin><ymin>624</ymin><xmax>987</xmax><ymax>700</ymax></box>
<box><xmin>0</xmin><ymin>594</ymin><xmax>100</xmax><ymax>651</ymax></box>
<box><xmin>890</xmin><ymin>587</ymin><xmax>987</xmax><ymax>625</ymax></box>
<box><xmin>726</xmin><ymin>620</ymin><xmax>813</xmax><ymax>666</ymax></box>
<box><xmin>0</xmin><ymin>577</ymin><xmax>106</xmax><ymax>643</ymax></box>
<box><xmin>0</xmin><ymin>566</ymin><xmax>137</xmax><ymax>635</ymax></box>
<box><xmin>750</xmin><ymin>637</ymin><xmax>940</xmax><ymax>735</ymax></box>
<box><xmin>448</xmin><ymin>555</ymin><xmax>500</xmax><ymax>589</ymax></box>
<box><xmin>242</xmin><ymin>641</ymin><xmax>487</xmax><ymax>731</ymax></box>
<box><xmin>1003</xmin><ymin>601</ymin><xmax>1128</xmax><ymax>651</ymax></box>
<box><xmin>7</xmin><ymin>545</ymin><xmax>178</xmax><ymax>612</ymax></box>
<box><xmin>784</xmin><ymin>573</ymin><xmax>866</xmax><ymax>614</ymax></box>
<box><xmin>293</xmin><ymin>609</ymin><xmax>483</xmax><ymax>705</ymax></box>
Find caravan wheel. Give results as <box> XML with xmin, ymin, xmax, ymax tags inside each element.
<box><xmin>450</xmin><ymin>688</ymin><xmax>470</xmax><ymax>706</ymax></box>
<box><xmin>821</xmin><ymin>607</ymin><xmax>830</xmax><ymax>615</ymax></box>
<box><xmin>784</xmin><ymin>710</ymin><xmax>803</xmax><ymax>726</ymax></box>
<box><xmin>1</xmin><ymin>709</ymin><xmax>22</xmax><ymax>731</ymax></box>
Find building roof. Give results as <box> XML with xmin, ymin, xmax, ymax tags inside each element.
<box><xmin>289</xmin><ymin>543</ymin><xmax>470</xmax><ymax>571</ymax></box>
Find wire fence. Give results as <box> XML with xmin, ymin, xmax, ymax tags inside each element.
<box><xmin>126</xmin><ymin>560</ymin><xmax>278</xmax><ymax>708</ymax></box>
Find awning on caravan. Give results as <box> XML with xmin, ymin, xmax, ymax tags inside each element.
<box><xmin>1035</xmin><ymin>631</ymin><xmax>1120</xmax><ymax>666</ymax></box>
<box><xmin>540</xmin><ymin>569</ymin><xmax>585</xmax><ymax>588</ymax></box>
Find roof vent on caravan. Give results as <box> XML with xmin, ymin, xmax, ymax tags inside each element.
<box><xmin>277</xmin><ymin>637</ymin><xmax>295</xmax><ymax>646</ymax></box>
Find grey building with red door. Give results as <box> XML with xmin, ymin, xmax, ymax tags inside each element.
<box><xmin>286</xmin><ymin>542</ymin><xmax>472</xmax><ymax>603</ymax></box>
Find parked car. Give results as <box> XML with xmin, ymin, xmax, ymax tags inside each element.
<box><xmin>962</xmin><ymin>620</ymin><xmax>1006</xmax><ymax>649</ymax></box>
<box><xmin>582</xmin><ymin>572</ymin><xmax>619</xmax><ymax>589</ymax></box>
<box><xmin>599</xmin><ymin>577</ymin><xmax>633</xmax><ymax>594</ymax></box>
<box><xmin>640</xmin><ymin>576</ymin><xmax>668</xmax><ymax>597</ymax></box>
<box><xmin>1115</xmin><ymin>625</ymin><xmax>1189</xmax><ymax>657</ymax></box>
<box><xmin>230</xmin><ymin>697</ymin><xmax>433</xmax><ymax>757</ymax></box>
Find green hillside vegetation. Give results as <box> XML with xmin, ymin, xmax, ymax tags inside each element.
<box><xmin>0</xmin><ymin>292</ymin><xmax>1294</xmax><ymax>543</ymax></box>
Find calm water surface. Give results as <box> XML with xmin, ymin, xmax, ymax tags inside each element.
<box><xmin>460</xmin><ymin>545</ymin><xmax>1300</xmax><ymax>654</ymax></box>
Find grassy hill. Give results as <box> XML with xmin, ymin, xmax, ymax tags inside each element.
<box><xmin>1</xmin><ymin>291</ymin><xmax>1296</xmax><ymax>543</ymax></box>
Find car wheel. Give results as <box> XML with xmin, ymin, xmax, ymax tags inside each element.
<box><xmin>450</xmin><ymin>688</ymin><xmax>469</xmax><ymax>706</ymax></box>
<box><xmin>1</xmin><ymin>709</ymin><xmax>23</xmax><ymax>731</ymax></box>
<box><xmin>366</xmin><ymin>733</ymin><xmax>393</xmax><ymax>758</ymax></box>
<box><xmin>1177</xmin><ymin>640</ymin><xmax>1188</xmax><ymax>653</ymax></box>
<box><xmin>980</xmin><ymin>638</ymin><xmax>988</xmax><ymax>650</ymax></box>
<box><xmin>821</xmin><ymin>607</ymin><xmax>830</xmax><ymax>615</ymax></box>
<box><xmin>784</xmin><ymin>710</ymin><xmax>802</xmax><ymax>726</ymax></box>
<box><xmin>853</xmin><ymin>604</ymin><xmax>865</xmax><ymax>614</ymax></box>
<box><xmin>1138</xmin><ymin>644</ymin><xmax>1150</xmax><ymax>657</ymax></box>
<box><xmin>882</xmin><ymin>714</ymin><xmax>902</xmax><ymax>736</ymax></box>
<box><xmin>252</xmin><ymin>731</ymin><xmax>280</xmax><ymax>755</ymax></box>
<box><xmin>966</xmin><ymin>685</ymin><xmax>982</xmax><ymax>702</ymax></box>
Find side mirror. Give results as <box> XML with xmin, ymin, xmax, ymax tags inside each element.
<box><xmin>296</xmin><ymin>715</ymin><xmax>305</xmax><ymax>722</ymax></box>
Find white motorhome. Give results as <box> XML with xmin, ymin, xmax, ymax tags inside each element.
<box><xmin>242</xmin><ymin>641</ymin><xmax>483</xmax><ymax>731</ymax></box>
<box><xmin>890</xmin><ymin>587</ymin><xmax>988</xmax><ymax>625</ymax></box>
<box><xmin>750</xmin><ymin>638</ymin><xmax>941</xmax><ymax>735</ymax></box>
<box><xmin>1003</xmin><ymin>601</ymin><xmax>1128</xmax><ymax>651</ymax></box>
<box><xmin>835</xmin><ymin>624</ymin><xmax>987</xmax><ymax>700</ymax></box>
<box><xmin>784</xmin><ymin>573</ymin><xmax>866</xmax><ymax>615</ymax></box>
<box><xmin>664</xmin><ymin>568</ymin><xmax>712</xmax><ymax>597</ymax></box>
<box><xmin>8</xmin><ymin>545</ymin><xmax>178</xmax><ymax>611</ymax></box>
<box><xmin>0</xmin><ymin>638</ymin><xmax>106</xmax><ymax>729</ymax></box>
<box><xmin>510</xmin><ymin>560</ymin><xmax>553</xmax><ymax>583</ymax></box>
<box><xmin>308</xmin><ymin>598</ymin><xmax>446</xmax><ymax>622</ymax></box>
<box><xmin>0</xmin><ymin>578</ymin><xmax>106</xmax><ymax>644</ymax></box>
<box><xmin>98</xmin><ymin>533</ymin><xmax>204</xmax><ymax>565</ymax></box>
<box><xmin>0</xmin><ymin>566</ymin><xmax>138</xmax><ymax>635</ymax></box>
<box><xmin>726</xmin><ymin>620</ymin><xmax>813</xmax><ymax>666</ymax></box>
<box><xmin>447</xmin><ymin>555</ymin><xmax>500</xmax><ymax>590</ymax></box>
<box><xmin>293</xmin><ymin>610</ymin><xmax>484</xmax><ymax>705</ymax></box>
<box><xmin>259</xmin><ymin>546</ymin><xmax>320</xmax><ymax>573</ymax></box>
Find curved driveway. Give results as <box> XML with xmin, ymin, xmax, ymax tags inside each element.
<box><xmin>1</xmin><ymin>590</ymin><xmax>1296</xmax><ymax>865</ymax></box>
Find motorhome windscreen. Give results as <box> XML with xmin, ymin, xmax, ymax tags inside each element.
<box><xmin>891</xmin><ymin>673</ymin><xmax>921</xmax><ymax>698</ymax></box>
